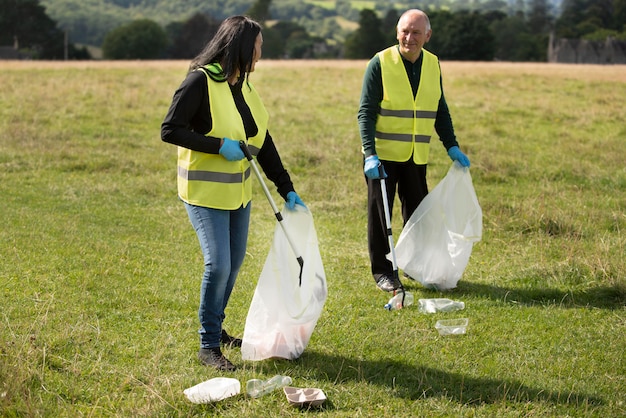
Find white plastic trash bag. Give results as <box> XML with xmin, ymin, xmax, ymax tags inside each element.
<box><xmin>242</xmin><ymin>205</ymin><xmax>327</xmax><ymax>360</ymax></box>
<box><xmin>395</xmin><ymin>161</ymin><xmax>482</xmax><ymax>290</ymax></box>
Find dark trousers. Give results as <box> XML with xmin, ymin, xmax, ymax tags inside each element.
<box><xmin>366</xmin><ymin>159</ymin><xmax>428</xmax><ymax>277</ymax></box>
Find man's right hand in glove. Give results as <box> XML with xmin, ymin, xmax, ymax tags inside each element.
<box><xmin>364</xmin><ymin>155</ymin><xmax>387</xmax><ymax>179</ymax></box>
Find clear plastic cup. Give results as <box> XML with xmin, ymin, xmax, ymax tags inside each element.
<box><xmin>435</xmin><ymin>318</ymin><xmax>469</xmax><ymax>335</ymax></box>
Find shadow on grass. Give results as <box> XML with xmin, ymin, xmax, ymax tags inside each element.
<box><xmin>457</xmin><ymin>281</ymin><xmax>626</xmax><ymax>309</ymax></box>
<box><xmin>296</xmin><ymin>351</ymin><xmax>603</xmax><ymax>409</ymax></box>
<box><xmin>408</xmin><ymin>281</ymin><xmax>626</xmax><ymax>310</ymax></box>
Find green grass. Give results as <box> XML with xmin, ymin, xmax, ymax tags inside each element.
<box><xmin>1</xmin><ymin>60</ymin><xmax>624</xmax><ymax>417</ymax></box>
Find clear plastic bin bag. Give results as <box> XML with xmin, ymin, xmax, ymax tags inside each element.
<box><xmin>396</xmin><ymin>162</ymin><xmax>482</xmax><ymax>290</ymax></box>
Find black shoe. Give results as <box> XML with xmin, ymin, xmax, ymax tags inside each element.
<box><xmin>375</xmin><ymin>273</ymin><xmax>402</xmax><ymax>292</ymax></box>
<box><xmin>221</xmin><ymin>330</ymin><xmax>242</xmax><ymax>348</ymax></box>
<box><xmin>198</xmin><ymin>347</ymin><xmax>236</xmax><ymax>371</ymax></box>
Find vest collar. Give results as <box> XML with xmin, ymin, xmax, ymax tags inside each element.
<box><xmin>204</xmin><ymin>63</ymin><xmax>227</xmax><ymax>82</ymax></box>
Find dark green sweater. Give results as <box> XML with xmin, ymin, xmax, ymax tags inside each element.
<box><xmin>357</xmin><ymin>47</ymin><xmax>459</xmax><ymax>159</ymax></box>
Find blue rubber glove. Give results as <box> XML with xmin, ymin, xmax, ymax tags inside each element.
<box><xmin>219</xmin><ymin>137</ymin><xmax>245</xmax><ymax>161</ymax></box>
<box><xmin>364</xmin><ymin>155</ymin><xmax>387</xmax><ymax>179</ymax></box>
<box><xmin>447</xmin><ymin>146</ymin><xmax>470</xmax><ymax>167</ymax></box>
<box><xmin>286</xmin><ymin>191</ymin><xmax>306</xmax><ymax>210</ymax></box>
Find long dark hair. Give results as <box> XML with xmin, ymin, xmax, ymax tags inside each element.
<box><xmin>188</xmin><ymin>15</ymin><xmax>261</xmax><ymax>84</ymax></box>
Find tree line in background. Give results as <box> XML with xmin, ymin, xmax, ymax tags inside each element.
<box><xmin>1</xmin><ymin>0</ymin><xmax>625</xmax><ymax>61</ymax></box>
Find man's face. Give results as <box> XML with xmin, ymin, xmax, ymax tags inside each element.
<box><xmin>396</xmin><ymin>12</ymin><xmax>432</xmax><ymax>61</ymax></box>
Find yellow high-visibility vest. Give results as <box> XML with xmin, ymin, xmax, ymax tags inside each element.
<box><xmin>177</xmin><ymin>66</ymin><xmax>269</xmax><ymax>210</ymax></box>
<box><xmin>376</xmin><ymin>47</ymin><xmax>441</xmax><ymax>164</ymax></box>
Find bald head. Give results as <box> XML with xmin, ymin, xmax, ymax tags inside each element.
<box><xmin>396</xmin><ymin>9</ymin><xmax>432</xmax><ymax>62</ymax></box>
<box><xmin>398</xmin><ymin>9</ymin><xmax>431</xmax><ymax>32</ymax></box>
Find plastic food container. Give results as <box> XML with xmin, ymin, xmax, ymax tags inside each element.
<box><xmin>183</xmin><ymin>377</ymin><xmax>240</xmax><ymax>403</ymax></box>
<box><xmin>435</xmin><ymin>318</ymin><xmax>469</xmax><ymax>335</ymax></box>
<box><xmin>283</xmin><ymin>386</ymin><xmax>326</xmax><ymax>407</ymax></box>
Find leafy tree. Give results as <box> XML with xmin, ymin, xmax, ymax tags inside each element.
<box><xmin>247</xmin><ymin>0</ymin><xmax>271</xmax><ymax>23</ymax></box>
<box><xmin>41</xmin><ymin>0</ymin><xmax>133</xmax><ymax>46</ymax></box>
<box><xmin>263</xmin><ymin>20</ymin><xmax>315</xmax><ymax>58</ymax></box>
<box><xmin>579</xmin><ymin>0</ymin><xmax>626</xmax><ymax>42</ymax></box>
<box><xmin>260</xmin><ymin>25</ymin><xmax>284</xmax><ymax>58</ymax></box>
<box><xmin>490</xmin><ymin>14</ymin><xmax>547</xmax><ymax>61</ymax></box>
<box><xmin>285</xmin><ymin>31</ymin><xmax>315</xmax><ymax>58</ymax></box>
<box><xmin>490</xmin><ymin>14</ymin><xmax>528</xmax><ymax>60</ymax></box>
<box><xmin>165</xmin><ymin>12</ymin><xmax>220</xmax><ymax>59</ymax></box>
<box><xmin>102</xmin><ymin>19</ymin><xmax>168</xmax><ymax>59</ymax></box>
<box><xmin>32</xmin><ymin>0</ymin><xmax>619</xmax><ymax>62</ymax></box>
<box><xmin>582</xmin><ymin>28</ymin><xmax>622</xmax><ymax>40</ymax></box>
<box><xmin>555</xmin><ymin>0</ymin><xmax>619</xmax><ymax>37</ymax></box>
<box><xmin>381</xmin><ymin>8</ymin><xmax>400</xmax><ymax>46</ymax></box>
<box><xmin>344</xmin><ymin>9</ymin><xmax>387</xmax><ymax>59</ymax></box>
<box><xmin>316</xmin><ymin>17</ymin><xmax>343</xmax><ymax>41</ymax></box>
<box><xmin>0</xmin><ymin>0</ymin><xmax>77</xmax><ymax>59</ymax></box>
<box><xmin>482</xmin><ymin>9</ymin><xmax>508</xmax><ymax>26</ymax></box>
<box><xmin>478</xmin><ymin>0</ymin><xmax>510</xmax><ymax>13</ymax></box>
<box><xmin>164</xmin><ymin>21</ymin><xmax>183</xmax><ymax>55</ymax></box>
<box><xmin>336</xmin><ymin>0</ymin><xmax>360</xmax><ymax>21</ymax></box>
<box><xmin>527</xmin><ymin>0</ymin><xmax>554</xmax><ymax>34</ymax></box>
<box><xmin>429</xmin><ymin>10</ymin><xmax>495</xmax><ymax>61</ymax></box>
<box><xmin>586</xmin><ymin>0</ymin><xmax>615</xmax><ymax>29</ymax></box>
<box><xmin>615</xmin><ymin>0</ymin><xmax>626</xmax><ymax>31</ymax></box>
<box><xmin>269</xmin><ymin>0</ymin><xmax>327</xmax><ymax>21</ymax></box>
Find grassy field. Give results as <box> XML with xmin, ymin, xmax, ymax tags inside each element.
<box><xmin>0</xmin><ymin>59</ymin><xmax>624</xmax><ymax>417</ymax></box>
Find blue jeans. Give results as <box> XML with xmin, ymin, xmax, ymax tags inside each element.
<box><xmin>184</xmin><ymin>202</ymin><xmax>251</xmax><ymax>349</ymax></box>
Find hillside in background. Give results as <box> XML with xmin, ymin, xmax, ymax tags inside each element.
<box><xmin>40</xmin><ymin>0</ymin><xmax>564</xmax><ymax>46</ymax></box>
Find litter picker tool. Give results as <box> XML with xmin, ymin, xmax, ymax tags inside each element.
<box><xmin>378</xmin><ymin>164</ymin><xmax>407</xmax><ymax>306</ymax></box>
<box><xmin>239</xmin><ymin>141</ymin><xmax>304</xmax><ymax>286</ymax></box>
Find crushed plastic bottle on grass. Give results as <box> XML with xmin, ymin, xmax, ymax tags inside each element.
<box><xmin>246</xmin><ymin>375</ymin><xmax>292</xmax><ymax>398</ymax></box>
<box><xmin>418</xmin><ymin>298</ymin><xmax>465</xmax><ymax>313</ymax></box>
<box><xmin>384</xmin><ymin>291</ymin><xmax>414</xmax><ymax>310</ymax></box>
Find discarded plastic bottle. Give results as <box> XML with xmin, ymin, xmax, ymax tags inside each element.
<box><xmin>418</xmin><ymin>298</ymin><xmax>465</xmax><ymax>313</ymax></box>
<box><xmin>384</xmin><ymin>291</ymin><xmax>414</xmax><ymax>310</ymax></box>
<box><xmin>246</xmin><ymin>375</ymin><xmax>292</xmax><ymax>398</ymax></box>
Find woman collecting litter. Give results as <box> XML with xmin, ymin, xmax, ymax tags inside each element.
<box><xmin>161</xmin><ymin>15</ymin><xmax>305</xmax><ymax>371</ymax></box>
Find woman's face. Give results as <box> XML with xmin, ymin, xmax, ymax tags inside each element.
<box><xmin>250</xmin><ymin>32</ymin><xmax>263</xmax><ymax>72</ymax></box>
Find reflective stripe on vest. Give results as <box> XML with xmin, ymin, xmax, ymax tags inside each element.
<box><xmin>375</xmin><ymin>47</ymin><xmax>441</xmax><ymax>164</ymax></box>
<box><xmin>177</xmin><ymin>66</ymin><xmax>269</xmax><ymax>210</ymax></box>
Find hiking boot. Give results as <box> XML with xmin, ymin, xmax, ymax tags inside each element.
<box><xmin>221</xmin><ymin>330</ymin><xmax>242</xmax><ymax>348</ymax></box>
<box><xmin>374</xmin><ymin>273</ymin><xmax>402</xmax><ymax>292</ymax></box>
<box><xmin>198</xmin><ymin>347</ymin><xmax>236</xmax><ymax>371</ymax></box>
